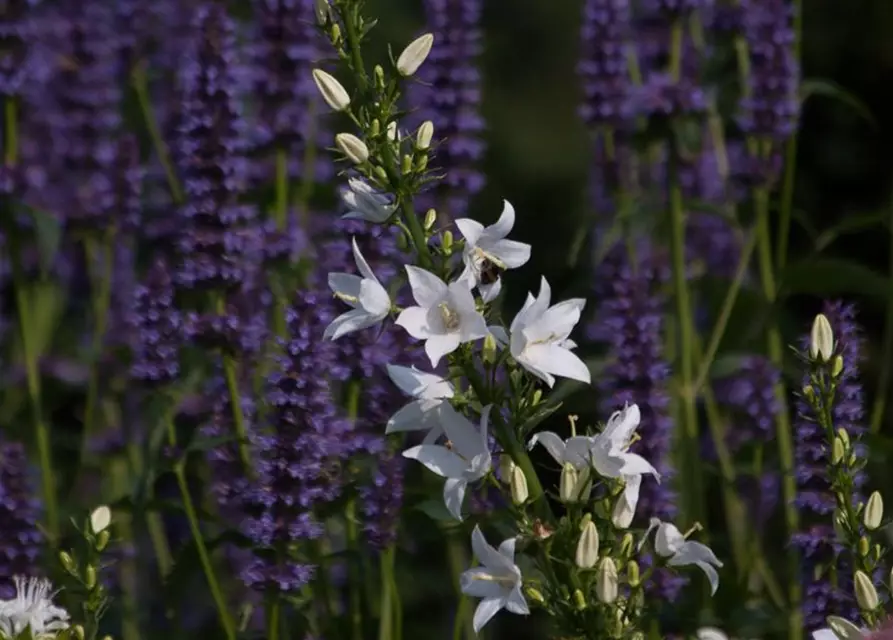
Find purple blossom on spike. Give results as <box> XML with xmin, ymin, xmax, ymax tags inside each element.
<box><xmin>628</xmin><ymin>72</ymin><xmax>707</xmax><ymax>119</ymax></box>
<box><xmin>130</xmin><ymin>259</ymin><xmax>183</xmax><ymax>386</ymax></box>
<box><xmin>408</xmin><ymin>0</ymin><xmax>485</xmax><ymax>216</ymax></box>
<box><xmin>0</xmin><ymin>0</ymin><xmax>40</xmax><ymax>98</ymax></box>
<box><xmin>239</xmin><ymin>289</ymin><xmax>360</xmax><ymax>593</ymax></box>
<box><xmin>577</xmin><ymin>0</ymin><xmax>632</xmax><ymax>128</ymax></box>
<box><xmin>0</xmin><ymin>435</ymin><xmax>43</xmax><ymax>599</ymax></box>
<box><xmin>738</xmin><ymin>0</ymin><xmax>799</xmax><ymax>141</ymax></box>
<box><xmin>175</xmin><ymin>3</ymin><xmax>259</xmax><ymax>292</ymax></box>
<box><xmin>792</xmin><ymin>301</ymin><xmax>866</xmax><ymax>629</ymax></box>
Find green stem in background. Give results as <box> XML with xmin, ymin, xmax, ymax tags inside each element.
<box><xmin>215</xmin><ymin>295</ymin><xmax>253</xmax><ymax>471</ymax></box>
<box><xmin>295</xmin><ymin>100</ymin><xmax>319</xmax><ymax>229</ymax></box>
<box><xmin>110</xmin><ymin>457</ymin><xmax>141</xmax><ymax>640</ymax></box>
<box><xmin>692</xmin><ymin>228</ymin><xmax>758</xmax><ymax>393</ymax></box>
<box><xmin>377</xmin><ymin>547</ymin><xmax>394</xmax><ymax>640</ymax></box>
<box><xmin>447</xmin><ymin>535</ymin><xmax>473</xmax><ymax>640</ymax></box>
<box><xmin>132</xmin><ymin>64</ymin><xmax>183</xmax><ymax>204</ymax></box>
<box><xmin>345</xmin><ymin>381</ymin><xmax>364</xmax><ymax>640</ymax></box>
<box><xmin>266</xmin><ymin>597</ymin><xmax>281</xmax><ymax>640</ymax></box>
<box><xmin>165</xmin><ymin>416</ymin><xmax>236</xmax><ymax>640</ymax></box>
<box><xmin>275</xmin><ymin>148</ymin><xmax>289</xmax><ymax>231</ymax></box>
<box><xmin>4</xmin><ymin>96</ymin><xmax>58</xmax><ymax>539</ymax></box>
<box><xmin>755</xmin><ymin>188</ymin><xmax>801</xmax><ymax>640</ymax></box>
<box><xmin>775</xmin><ymin>0</ymin><xmax>803</xmax><ymax>272</ymax></box>
<box><xmin>400</xmin><ymin>200</ymin><xmax>435</xmax><ymax>270</ymax></box>
<box><xmin>387</xmin><ymin>546</ymin><xmax>403</xmax><ymax>640</ymax></box>
<box><xmin>80</xmin><ymin>235</ymin><xmax>114</xmax><ymax>472</ymax></box>
<box><xmin>870</xmin><ymin>194</ymin><xmax>893</xmax><ymax>434</ymax></box>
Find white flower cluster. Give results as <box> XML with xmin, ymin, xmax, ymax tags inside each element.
<box><xmin>0</xmin><ymin>577</ymin><xmax>69</xmax><ymax>640</ymax></box>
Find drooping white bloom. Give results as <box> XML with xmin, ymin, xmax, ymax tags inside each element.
<box><xmin>323</xmin><ymin>237</ymin><xmax>391</xmax><ymax>340</ymax></box>
<box><xmin>90</xmin><ymin>505</ymin><xmax>111</xmax><ymax>534</ymax></box>
<box><xmin>455</xmin><ymin>200</ymin><xmax>531</xmax><ymax>302</ymax></box>
<box><xmin>403</xmin><ymin>405</ymin><xmax>492</xmax><ymax>520</ymax></box>
<box><xmin>813</xmin><ymin>616</ymin><xmax>866</xmax><ymax>640</ymax></box>
<box><xmin>588</xmin><ymin>404</ymin><xmax>659</xmax><ymax>482</ymax></box>
<box><xmin>340</xmin><ymin>178</ymin><xmax>397</xmax><ymax>223</ymax></box>
<box><xmin>641</xmin><ymin>518</ymin><xmax>724</xmax><ymax>595</ymax></box>
<box><xmin>611</xmin><ymin>473</ymin><xmax>641</xmax><ymax>529</ymax></box>
<box><xmin>509</xmin><ymin>276</ymin><xmax>590</xmax><ymax>387</ymax></box>
<box><xmin>459</xmin><ymin>525</ymin><xmax>529</xmax><ymax>633</ymax></box>
<box><xmin>396</xmin><ymin>266</ymin><xmax>488</xmax><ymax>366</ymax></box>
<box><xmin>0</xmin><ymin>576</ymin><xmax>70</xmax><ymax>640</ymax></box>
<box><xmin>385</xmin><ymin>364</ymin><xmax>454</xmax><ymax>443</ymax></box>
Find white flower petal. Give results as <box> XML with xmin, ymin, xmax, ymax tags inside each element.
<box><xmin>470</xmin><ymin>526</ymin><xmax>508</xmax><ymax>572</ymax></box>
<box><xmin>480</xmin><ymin>278</ymin><xmax>502</xmax><ymax>303</ymax></box>
<box><xmin>655</xmin><ymin>523</ymin><xmax>686</xmax><ymax>557</ymax></box>
<box><xmin>527</xmin><ymin>431</ymin><xmax>567</xmax><ymax>466</ymax></box>
<box><xmin>328</xmin><ymin>272</ymin><xmax>362</xmax><ymax>303</ymax></box>
<box><xmin>497</xmin><ymin>537</ymin><xmax>517</xmax><ymax>563</ymax></box>
<box><xmin>460</xmin><ymin>568</ymin><xmax>508</xmax><ymax>599</ymax></box>
<box><xmin>523</xmin><ymin>344</ymin><xmax>591</xmax><ymax>385</ymax></box>
<box><xmin>425</xmin><ymin>332</ymin><xmax>461</xmax><ymax>367</ymax></box>
<box><xmin>524</xmin><ymin>298</ymin><xmax>586</xmax><ymax>343</ymax></box>
<box><xmin>488</xmin><ymin>238</ymin><xmax>531</xmax><ymax>268</ymax></box>
<box><xmin>504</xmin><ymin>584</ymin><xmax>529</xmax><ymax>615</ymax></box>
<box><xmin>405</xmin><ymin>265</ymin><xmax>448</xmax><ymax>307</ymax></box>
<box><xmin>395</xmin><ymin>306</ymin><xmax>433</xmax><ymax>339</ymax></box>
<box><xmin>358</xmin><ymin>279</ymin><xmax>390</xmax><ymax>317</ymax></box>
<box><xmin>472</xmin><ymin>597</ymin><xmax>504</xmax><ymax>634</ymax></box>
<box><xmin>350</xmin><ymin>237</ymin><xmax>378</xmax><ymax>282</ymax></box>
<box><xmin>455</xmin><ymin>218</ymin><xmax>485</xmax><ymax>246</ymax></box>
<box><xmin>694</xmin><ymin>560</ymin><xmax>721</xmax><ymax>595</ymax></box>
<box><xmin>386</xmin><ymin>400</ymin><xmax>441</xmax><ymax>434</ymax></box>
<box><xmin>443</xmin><ymin>477</ymin><xmax>467</xmax><ymax>520</ymax></box>
<box><xmin>564</xmin><ymin>436</ymin><xmax>595</xmax><ymax>467</ymax></box>
<box><xmin>323</xmin><ymin>308</ymin><xmax>375</xmax><ymax>340</ymax></box>
<box><xmin>617</xmin><ymin>452</ymin><xmax>660</xmax><ymax>479</ymax></box>
<box><xmin>439</xmin><ymin>405</ymin><xmax>484</xmax><ymax>461</ymax></box>
<box><xmin>488</xmin><ymin>325</ymin><xmax>509</xmax><ymax>346</ymax></box>
<box><xmin>403</xmin><ymin>445</ymin><xmax>467</xmax><ymax>478</ymax></box>
<box><xmin>486</xmin><ymin>200</ymin><xmax>516</xmax><ymax>240</ymax></box>
<box><xmin>603</xmin><ymin>404</ymin><xmax>641</xmax><ymax>447</ymax></box>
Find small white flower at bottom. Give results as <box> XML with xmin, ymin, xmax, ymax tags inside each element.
<box><xmin>640</xmin><ymin>518</ymin><xmax>723</xmax><ymax>594</ymax></box>
<box><xmin>459</xmin><ymin>526</ymin><xmax>529</xmax><ymax>633</ymax></box>
<box><xmin>0</xmin><ymin>576</ymin><xmax>70</xmax><ymax>640</ymax></box>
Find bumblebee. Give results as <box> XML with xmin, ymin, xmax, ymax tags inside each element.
<box><xmin>478</xmin><ymin>257</ymin><xmax>502</xmax><ymax>285</ymax></box>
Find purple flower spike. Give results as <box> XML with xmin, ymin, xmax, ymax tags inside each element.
<box><xmin>0</xmin><ymin>435</ymin><xmax>43</xmax><ymax>599</ymax></box>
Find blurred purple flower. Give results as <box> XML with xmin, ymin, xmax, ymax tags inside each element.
<box><xmin>129</xmin><ymin>258</ymin><xmax>184</xmax><ymax>386</ymax></box>
<box><xmin>578</xmin><ymin>0</ymin><xmax>632</xmax><ymax>128</ymax></box>
<box><xmin>0</xmin><ymin>435</ymin><xmax>42</xmax><ymax>599</ymax></box>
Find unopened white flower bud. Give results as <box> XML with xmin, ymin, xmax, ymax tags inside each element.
<box><xmin>596</xmin><ymin>558</ymin><xmax>618</xmax><ymax>604</ymax></box>
<box><xmin>423</xmin><ymin>208</ymin><xmax>437</xmax><ymax>231</ymax></box>
<box><xmin>314</xmin><ymin>0</ymin><xmax>330</xmax><ymax>25</ymax></box>
<box><xmin>312</xmin><ymin>69</ymin><xmax>350</xmax><ymax>111</ymax></box>
<box><xmin>335</xmin><ymin>133</ymin><xmax>369</xmax><ymax>164</ymax></box>
<box><xmin>90</xmin><ymin>505</ymin><xmax>111</xmax><ymax>534</ymax></box>
<box><xmin>416</xmin><ymin>121</ymin><xmax>434</xmax><ymax>150</ymax></box>
<box><xmin>832</xmin><ymin>437</ymin><xmax>845</xmax><ymax>465</ymax></box>
<box><xmin>810</xmin><ymin>313</ymin><xmax>834</xmax><ymax>362</ymax></box>
<box><xmin>396</xmin><ymin>33</ymin><xmax>434</xmax><ymax>77</ymax></box>
<box><xmin>854</xmin><ymin>570</ymin><xmax>879</xmax><ymax>611</ymax></box>
<box><xmin>826</xmin><ymin>616</ymin><xmax>864</xmax><ymax>640</ymax></box>
<box><xmin>559</xmin><ymin>463</ymin><xmax>579</xmax><ymax>503</ymax></box>
<box><xmin>510</xmin><ymin>465</ymin><xmax>529</xmax><ymax>505</ymax></box>
<box><xmin>575</xmin><ymin>521</ymin><xmax>599</xmax><ymax>569</ymax></box>
<box><xmin>864</xmin><ymin>491</ymin><xmax>884</xmax><ymax>530</ymax></box>
<box><xmin>498</xmin><ymin>455</ymin><xmax>515</xmax><ymax>483</ymax></box>
<box><xmin>386</xmin><ymin>121</ymin><xmax>398</xmax><ymax>141</ymax></box>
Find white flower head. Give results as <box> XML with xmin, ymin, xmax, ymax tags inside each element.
<box><xmin>509</xmin><ymin>276</ymin><xmax>590</xmax><ymax>387</ymax></box>
<box><xmin>396</xmin><ymin>266</ymin><xmax>488</xmax><ymax>366</ymax></box>
<box><xmin>459</xmin><ymin>526</ymin><xmax>529</xmax><ymax>633</ymax></box>
<box><xmin>588</xmin><ymin>404</ymin><xmax>660</xmax><ymax>481</ymax></box>
<box><xmin>455</xmin><ymin>200</ymin><xmax>531</xmax><ymax>302</ymax></box>
<box><xmin>640</xmin><ymin>518</ymin><xmax>724</xmax><ymax>595</ymax></box>
<box><xmin>403</xmin><ymin>405</ymin><xmax>492</xmax><ymax>520</ymax></box>
<box><xmin>323</xmin><ymin>237</ymin><xmax>391</xmax><ymax>340</ymax></box>
<box><xmin>0</xmin><ymin>576</ymin><xmax>70</xmax><ymax>640</ymax></box>
<box><xmin>385</xmin><ymin>364</ymin><xmax>454</xmax><ymax>443</ymax></box>
<box><xmin>340</xmin><ymin>178</ymin><xmax>396</xmax><ymax>223</ymax></box>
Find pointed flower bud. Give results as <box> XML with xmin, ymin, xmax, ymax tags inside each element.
<box><xmin>596</xmin><ymin>558</ymin><xmax>619</xmax><ymax>603</ymax></box>
<box><xmin>832</xmin><ymin>355</ymin><xmax>844</xmax><ymax>378</ymax></box>
<box><xmin>424</xmin><ymin>208</ymin><xmax>437</xmax><ymax>231</ymax></box>
<box><xmin>90</xmin><ymin>505</ymin><xmax>112</xmax><ymax>534</ymax></box>
<box><xmin>442</xmin><ymin>230</ymin><xmax>454</xmax><ymax>255</ymax></box>
<box><xmin>416</xmin><ymin>121</ymin><xmax>434</xmax><ymax>150</ymax></box>
<box><xmin>560</xmin><ymin>463</ymin><xmax>579</xmax><ymax>503</ymax></box>
<box><xmin>575</xmin><ymin>521</ymin><xmax>600</xmax><ymax>569</ymax></box>
<box><xmin>826</xmin><ymin>616</ymin><xmax>865</xmax><ymax>640</ymax></box>
<box><xmin>312</xmin><ymin>69</ymin><xmax>351</xmax><ymax>111</ymax></box>
<box><xmin>832</xmin><ymin>437</ymin><xmax>845</xmax><ymax>465</ymax></box>
<box><xmin>498</xmin><ymin>455</ymin><xmax>515</xmax><ymax>483</ymax></box>
<box><xmin>810</xmin><ymin>313</ymin><xmax>834</xmax><ymax>361</ymax></box>
<box><xmin>483</xmin><ymin>333</ymin><xmax>497</xmax><ymax>364</ymax></box>
<box><xmin>59</xmin><ymin>551</ymin><xmax>76</xmax><ymax>574</ymax></box>
<box><xmin>864</xmin><ymin>491</ymin><xmax>884</xmax><ymax>530</ymax></box>
<box><xmin>85</xmin><ymin>565</ymin><xmax>97</xmax><ymax>590</ymax></box>
<box><xmin>95</xmin><ymin>530</ymin><xmax>110</xmax><ymax>552</ymax></box>
<box><xmin>573</xmin><ymin>588</ymin><xmax>587</xmax><ymax>610</ymax></box>
<box><xmin>396</xmin><ymin>33</ymin><xmax>434</xmax><ymax>77</ymax></box>
<box><xmin>854</xmin><ymin>570</ymin><xmax>879</xmax><ymax>610</ymax></box>
<box><xmin>525</xmin><ymin>586</ymin><xmax>545</xmax><ymax>604</ymax></box>
<box><xmin>619</xmin><ymin>533</ymin><xmax>634</xmax><ymax>558</ymax></box>
<box><xmin>73</xmin><ymin>625</ymin><xmax>86</xmax><ymax>640</ymax></box>
<box><xmin>314</xmin><ymin>0</ymin><xmax>330</xmax><ymax>25</ymax></box>
<box><xmin>627</xmin><ymin>560</ymin><xmax>641</xmax><ymax>587</ymax></box>
<box><xmin>335</xmin><ymin>133</ymin><xmax>369</xmax><ymax>164</ymax></box>
<box><xmin>510</xmin><ymin>465</ymin><xmax>529</xmax><ymax>505</ymax></box>
<box><xmin>858</xmin><ymin>536</ymin><xmax>870</xmax><ymax>557</ymax></box>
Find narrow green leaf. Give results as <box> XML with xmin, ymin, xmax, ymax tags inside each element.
<box><xmin>801</xmin><ymin>79</ymin><xmax>877</xmax><ymax>129</ymax></box>
<box><xmin>779</xmin><ymin>258</ymin><xmax>892</xmax><ymax>301</ymax></box>
<box><xmin>814</xmin><ymin>210</ymin><xmax>889</xmax><ymax>252</ymax></box>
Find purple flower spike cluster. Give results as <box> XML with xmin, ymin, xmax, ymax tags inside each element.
<box><xmin>175</xmin><ymin>3</ymin><xmax>259</xmax><ymax>293</ymax></box>
<box><xmin>738</xmin><ymin>0</ymin><xmax>799</xmax><ymax>142</ymax></box>
<box><xmin>792</xmin><ymin>301</ymin><xmax>866</xmax><ymax>630</ymax></box>
<box><xmin>0</xmin><ymin>435</ymin><xmax>43</xmax><ymax>600</ymax></box>
<box><xmin>239</xmin><ymin>290</ymin><xmax>359</xmax><ymax>593</ymax></box>
<box><xmin>0</xmin><ymin>0</ymin><xmax>40</xmax><ymax>99</ymax></box>
<box><xmin>578</xmin><ymin>0</ymin><xmax>632</xmax><ymax>128</ymax></box>
<box><xmin>409</xmin><ymin>0</ymin><xmax>486</xmax><ymax>217</ymax></box>
<box><xmin>129</xmin><ymin>259</ymin><xmax>184</xmax><ymax>386</ymax></box>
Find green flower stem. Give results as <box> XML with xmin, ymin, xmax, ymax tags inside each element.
<box><xmin>4</xmin><ymin>96</ymin><xmax>59</xmax><ymax>540</ymax></box>
<box><xmin>110</xmin><ymin>457</ymin><xmax>141</xmax><ymax>640</ymax></box>
<box><xmin>266</xmin><ymin>597</ymin><xmax>281</xmax><ymax>640</ymax></box>
<box><xmin>387</xmin><ymin>545</ymin><xmax>403</xmax><ymax>640</ymax></box>
<box><xmin>275</xmin><ymin>148</ymin><xmax>289</xmax><ymax>230</ymax></box>
<box><xmin>294</xmin><ymin>100</ymin><xmax>319</xmax><ymax>228</ymax></box>
<box><xmin>79</xmin><ymin>235</ymin><xmax>114</xmax><ymax>474</ymax></box>
<box><xmin>345</xmin><ymin>381</ymin><xmax>364</xmax><ymax>640</ymax></box>
<box><xmin>340</xmin><ymin>2</ymin><xmax>369</xmax><ymax>92</ymax></box>
<box><xmin>165</xmin><ymin>416</ymin><xmax>236</xmax><ymax>640</ymax></box>
<box><xmin>775</xmin><ymin>0</ymin><xmax>802</xmax><ymax>271</ymax></box>
<box><xmin>692</xmin><ymin>228</ymin><xmax>758</xmax><ymax>393</ymax></box>
<box><xmin>869</xmin><ymin>193</ymin><xmax>893</xmax><ymax>434</ymax></box>
<box><xmin>215</xmin><ymin>295</ymin><xmax>253</xmax><ymax>472</ymax></box>
<box><xmin>754</xmin><ymin>187</ymin><xmax>801</xmax><ymax>639</ymax></box>
<box><xmin>377</xmin><ymin>546</ymin><xmax>394</xmax><ymax>640</ymax></box>
<box><xmin>132</xmin><ymin>64</ymin><xmax>183</xmax><ymax>204</ymax></box>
